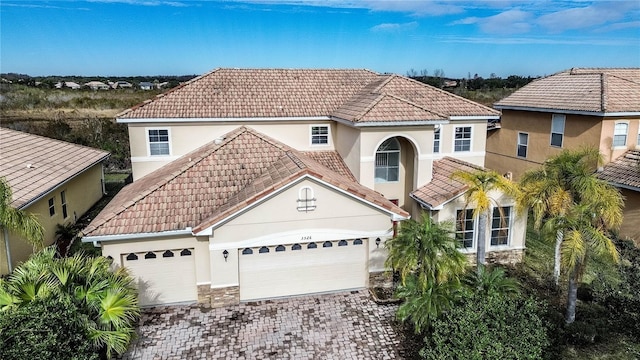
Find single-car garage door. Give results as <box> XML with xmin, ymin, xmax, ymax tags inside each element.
<box><xmin>122</xmin><ymin>248</ymin><xmax>197</xmax><ymax>306</ymax></box>
<box><xmin>238</xmin><ymin>238</ymin><xmax>367</xmax><ymax>301</ymax></box>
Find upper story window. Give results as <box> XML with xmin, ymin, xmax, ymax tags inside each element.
<box><xmin>454</xmin><ymin>127</ymin><xmax>472</xmax><ymax>152</ymax></box>
<box><xmin>613</xmin><ymin>123</ymin><xmax>628</xmax><ymax>147</ymax></box>
<box><xmin>491</xmin><ymin>206</ymin><xmax>511</xmax><ymax>246</ymax></box>
<box><xmin>148</xmin><ymin>129</ymin><xmax>170</xmax><ymax>156</ymax></box>
<box><xmin>433</xmin><ymin>128</ymin><xmax>441</xmax><ymax>153</ymax></box>
<box><xmin>455</xmin><ymin>209</ymin><xmax>475</xmax><ymax>249</ymax></box>
<box><xmin>48</xmin><ymin>197</ymin><xmax>55</xmax><ymax>217</ymax></box>
<box><xmin>60</xmin><ymin>190</ymin><xmax>68</xmax><ymax>219</ymax></box>
<box><xmin>550</xmin><ymin>114</ymin><xmax>565</xmax><ymax>147</ymax></box>
<box><xmin>375</xmin><ymin>138</ymin><xmax>400</xmax><ymax>183</ymax></box>
<box><xmin>311</xmin><ymin>125</ymin><xmax>329</xmax><ymax>145</ymax></box>
<box><xmin>637</xmin><ymin>127</ymin><xmax>640</xmax><ymax>147</ymax></box>
<box><xmin>297</xmin><ymin>186</ymin><xmax>316</xmax><ymax>212</ymax></box>
<box><xmin>517</xmin><ymin>132</ymin><xmax>528</xmax><ymax>158</ymax></box>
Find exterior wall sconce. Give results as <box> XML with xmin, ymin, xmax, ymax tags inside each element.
<box><xmin>375</xmin><ymin>238</ymin><xmax>381</xmax><ymax>248</ymax></box>
<box><xmin>223</xmin><ymin>250</ymin><xmax>229</xmax><ymax>262</ymax></box>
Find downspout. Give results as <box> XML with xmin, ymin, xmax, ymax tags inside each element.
<box><xmin>3</xmin><ymin>227</ymin><xmax>12</xmax><ymax>273</ymax></box>
<box><xmin>101</xmin><ymin>164</ymin><xmax>107</xmax><ymax>195</ymax></box>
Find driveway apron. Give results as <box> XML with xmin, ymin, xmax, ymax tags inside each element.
<box><xmin>119</xmin><ymin>290</ymin><xmax>402</xmax><ymax>360</ymax></box>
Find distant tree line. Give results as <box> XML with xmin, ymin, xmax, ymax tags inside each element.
<box><xmin>406</xmin><ymin>68</ymin><xmax>537</xmax><ymax>91</ymax></box>
<box><xmin>0</xmin><ymin>73</ymin><xmax>197</xmax><ymax>90</ymax></box>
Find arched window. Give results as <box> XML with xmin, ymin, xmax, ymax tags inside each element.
<box><xmin>259</xmin><ymin>246</ymin><xmax>270</xmax><ymax>254</ymax></box>
<box><xmin>307</xmin><ymin>242</ymin><xmax>317</xmax><ymax>249</ymax></box>
<box><xmin>338</xmin><ymin>240</ymin><xmax>348</xmax><ymax>246</ymax></box>
<box><xmin>323</xmin><ymin>241</ymin><xmax>333</xmax><ymax>248</ymax></box>
<box><xmin>276</xmin><ymin>245</ymin><xmax>286</xmax><ymax>252</ymax></box>
<box><xmin>242</xmin><ymin>248</ymin><xmax>253</xmax><ymax>255</ymax></box>
<box><xmin>180</xmin><ymin>249</ymin><xmax>192</xmax><ymax>256</ymax></box>
<box><xmin>144</xmin><ymin>252</ymin><xmax>156</xmax><ymax>259</ymax></box>
<box><xmin>375</xmin><ymin>138</ymin><xmax>400</xmax><ymax>183</ymax></box>
<box><xmin>162</xmin><ymin>250</ymin><xmax>174</xmax><ymax>258</ymax></box>
<box><xmin>126</xmin><ymin>253</ymin><xmax>138</xmax><ymax>261</ymax></box>
<box><xmin>297</xmin><ymin>186</ymin><xmax>316</xmax><ymax>212</ymax></box>
<box><xmin>292</xmin><ymin>243</ymin><xmax>302</xmax><ymax>250</ymax></box>
<box><xmin>353</xmin><ymin>238</ymin><xmax>363</xmax><ymax>245</ymax></box>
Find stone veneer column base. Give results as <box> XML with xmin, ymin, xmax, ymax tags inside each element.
<box><xmin>197</xmin><ymin>285</ymin><xmax>240</xmax><ymax>308</ymax></box>
<box><xmin>369</xmin><ymin>271</ymin><xmax>393</xmax><ymax>288</ymax></box>
<box><xmin>466</xmin><ymin>249</ymin><xmax>525</xmax><ymax>267</ymax></box>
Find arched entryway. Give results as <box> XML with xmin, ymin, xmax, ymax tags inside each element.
<box><xmin>373</xmin><ymin>136</ymin><xmax>416</xmax><ymax>210</ymax></box>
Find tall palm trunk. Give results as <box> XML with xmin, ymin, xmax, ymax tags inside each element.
<box><xmin>554</xmin><ymin>229</ymin><xmax>563</xmax><ymax>285</ymax></box>
<box><xmin>565</xmin><ymin>267</ymin><xmax>578</xmax><ymax>323</ymax></box>
<box><xmin>476</xmin><ymin>211</ymin><xmax>487</xmax><ymax>272</ymax></box>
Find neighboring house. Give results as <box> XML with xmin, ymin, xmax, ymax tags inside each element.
<box><xmin>115</xmin><ymin>81</ymin><xmax>133</xmax><ymax>89</ymax></box>
<box><xmin>81</xmin><ymin>68</ymin><xmax>526</xmax><ymax>307</ymax></box>
<box><xmin>0</xmin><ymin>128</ymin><xmax>109</xmax><ymax>275</ymax></box>
<box><xmin>139</xmin><ymin>82</ymin><xmax>154</xmax><ymax>90</ymax></box>
<box><xmin>486</xmin><ymin>68</ymin><xmax>640</xmax><ymax>180</ymax></box>
<box><xmin>85</xmin><ymin>81</ymin><xmax>110</xmax><ymax>90</ymax></box>
<box><xmin>55</xmin><ymin>81</ymin><xmax>82</xmax><ymax>90</ymax></box>
<box><xmin>597</xmin><ymin>150</ymin><xmax>640</xmax><ymax>243</ymax></box>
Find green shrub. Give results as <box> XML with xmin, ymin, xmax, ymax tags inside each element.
<box><xmin>421</xmin><ymin>293</ymin><xmax>549</xmax><ymax>360</ymax></box>
<box><xmin>0</xmin><ymin>297</ymin><xmax>99</xmax><ymax>360</ymax></box>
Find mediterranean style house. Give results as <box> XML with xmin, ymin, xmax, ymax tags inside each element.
<box><xmin>486</xmin><ymin>68</ymin><xmax>640</xmax><ymax>179</ymax></box>
<box><xmin>485</xmin><ymin>68</ymin><xmax>640</xmax><ymax>241</ymax></box>
<box><xmin>0</xmin><ymin>128</ymin><xmax>109</xmax><ymax>275</ymax></box>
<box><xmin>81</xmin><ymin>69</ymin><xmax>527</xmax><ymax>307</ymax></box>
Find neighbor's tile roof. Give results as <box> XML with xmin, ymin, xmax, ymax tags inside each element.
<box><xmin>0</xmin><ymin>127</ymin><xmax>109</xmax><ymax>209</ymax></box>
<box><xmin>495</xmin><ymin>68</ymin><xmax>640</xmax><ymax>113</ymax></box>
<box><xmin>83</xmin><ymin>127</ymin><xmax>408</xmax><ymax>237</ymax></box>
<box><xmin>597</xmin><ymin>150</ymin><xmax>640</xmax><ymax>190</ymax></box>
<box><xmin>410</xmin><ymin>157</ymin><xmax>484</xmax><ymax>209</ymax></box>
<box><xmin>118</xmin><ymin>69</ymin><xmax>499</xmax><ymax>122</ymax></box>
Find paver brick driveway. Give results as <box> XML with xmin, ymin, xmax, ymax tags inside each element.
<box><xmin>120</xmin><ymin>290</ymin><xmax>403</xmax><ymax>359</ymax></box>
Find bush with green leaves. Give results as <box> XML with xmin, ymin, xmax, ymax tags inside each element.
<box><xmin>0</xmin><ymin>296</ymin><xmax>99</xmax><ymax>360</ymax></box>
<box><xmin>0</xmin><ymin>247</ymin><xmax>140</xmax><ymax>358</ymax></box>
<box><xmin>421</xmin><ymin>292</ymin><xmax>549</xmax><ymax>360</ymax></box>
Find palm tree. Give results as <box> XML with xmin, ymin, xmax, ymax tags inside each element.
<box><xmin>385</xmin><ymin>214</ymin><xmax>467</xmax><ymax>333</ymax></box>
<box><xmin>0</xmin><ymin>177</ymin><xmax>44</xmax><ymax>254</ymax></box>
<box><xmin>463</xmin><ymin>264</ymin><xmax>520</xmax><ymax>297</ymax></box>
<box><xmin>517</xmin><ymin>147</ymin><xmax>603</xmax><ymax>285</ymax></box>
<box><xmin>0</xmin><ymin>247</ymin><xmax>140</xmax><ymax>357</ymax></box>
<box><xmin>452</xmin><ymin>169</ymin><xmax>519</xmax><ymax>272</ymax></box>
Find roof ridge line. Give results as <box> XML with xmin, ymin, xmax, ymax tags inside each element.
<box><xmin>354</xmin><ymin>93</ymin><xmax>387</xmax><ymax>121</ymax></box>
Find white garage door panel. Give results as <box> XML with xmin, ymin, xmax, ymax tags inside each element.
<box><xmin>239</xmin><ymin>240</ymin><xmax>367</xmax><ymax>301</ymax></box>
<box><xmin>123</xmin><ymin>249</ymin><xmax>197</xmax><ymax>306</ymax></box>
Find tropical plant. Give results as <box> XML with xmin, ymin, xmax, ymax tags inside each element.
<box><xmin>385</xmin><ymin>214</ymin><xmax>467</xmax><ymax>333</ymax></box>
<box><xmin>0</xmin><ymin>176</ymin><xmax>44</xmax><ymax>252</ymax></box>
<box><xmin>462</xmin><ymin>264</ymin><xmax>520</xmax><ymax>297</ymax></box>
<box><xmin>0</xmin><ymin>247</ymin><xmax>139</xmax><ymax>358</ymax></box>
<box><xmin>452</xmin><ymin>169</ymin><xmax>519</xmax><ymax>271</ymax></box>
<box><xmin>517</xmin><ymin>147</ymin><xmax>601</xmax><ymax>285</ymax></box>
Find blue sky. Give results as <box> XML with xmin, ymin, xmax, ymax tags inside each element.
<box><xmin>1</xmin><ymin>1</ymin><xmax>639</xmax><ymax>78</ymax></box>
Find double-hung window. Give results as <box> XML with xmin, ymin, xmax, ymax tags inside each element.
<box><xmin>311</xmin><ymin>125</ymin><xmax>329</xmax><ymax>145</ymax></box>
<box><xmin>48</xmin><ymin>197</ymin><xmax>55</xmax><ymax>217</ymax></box>
<box><xmin>491</xmin><ymin>207</ymin><xmax>511</xmax><ymax>246</ymax></box>
<box><xmin>454</xmin><ymin>127</ymin><xmax>472</xmax><ymax>152</ymax></box>
<box><xmin>517</xmin><ymin>132</ymin><xmax>528</xmax><ymax>158</ymax></box>
<box><xmin>61</xmin><ymin>190</ymin><xmax>68</xmax><ymax>219</ymax></box>
<box><xmin>148</xmin><ymin>129</ymin><xmax>170</xmax><ymax>156</ymax></box>
<box><xmin>433</xmin><ymin>128</ymin><xmax>441</xmax><ymax>153</ymax></box>
<box><xmin>375</xmin><ymin>138</ymin><xmax>400</xmax><ymax>183</ymax></box>
<box><xmin>455</xmin><ymin>209</ymin><xmax>475</xmax><ymax>249</ymax></box>
<box><xmin>613</xmin><ymin>123</ymin><xmax>628</xmax><ymax>147</ymax></box>
<box><xmin>550</xmin><ymin>114</ymin><xmax>565</xmax><ymax>147</ymax></box>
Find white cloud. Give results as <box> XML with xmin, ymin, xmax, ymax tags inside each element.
<box><xmin>451</xmin><ymin>9</ymin><xmax>532</xmax><ymax>34</ymax></box>
<box><xmin>85</xmin><ymin>0</ymin><xmax>189</xmax><ymax>6</ymax></box>
<box><xmin>594</xmin><ymin>21</ymin><xmax>640</xmax><ymax>33</ymax></box>
<box><xmin>536</xmin><ymin>1</ymin><xmax>638</xmax><ymax>32</ymax></box>
<box><xmin>439</xmin><ymin>35</ymin><xmax>637</xmax><ymax>46</ymax></box>
<box><xmin>371</xmin><ymin>21</ymin><xmax>419</xmax><ymax>32</ymax></box>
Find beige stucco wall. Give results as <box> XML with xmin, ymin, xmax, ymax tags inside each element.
<box><xmin>335</xmin><ymin>123</ymin><xmax>361</xmax><ymax>180</ymax></box>
<box><xmin>430</xmin><ymin>190</ymin><xmax>527</xmax><ymax>256</ymax></box>
<box><xmin>2</xmin><ymin>164</ymin><xmax>105</xmax><ymax>274</ymax></box>
<box><xmin>600</xmin><ymin>118</ymin><xmax>640</xmax><ymax>164</ymax></box>
<box><xmin>99</xmin><ymin>235</ymin><xmax>211</xmax><ymax>285</ymax></box>
<box><xmin>619</xmin><ymin>188</ymin><xmax>640</xmax><ymax>244</ymax></box>
<box><xmin>207</xmin><ymin>177</ymin><xmax>396</xmax><ymax>288</ymax></box>
<box><xmin>127</xmin><ymin>121</ymin><xmax>337</xmax><ymax>180</ymax></box>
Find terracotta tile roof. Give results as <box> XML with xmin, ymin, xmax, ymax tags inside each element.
<box><xmin>301</xmin><ymin>151</ymin><xmax>357</xmax><ymax>181</ymax></box>
<box><xmin>410</xmin><ymin>157</ymin><xmax>483</xmax><ymax>209</ymax></box>
<box><xmin>0</xmin><ymin>128</ymin><xmax>109</xmax><ymax>209</ymax></box>
<box><xmin>495</xmin><ymin>68</ymin><xmax>640</xmax><ymax>113</ymax></box>
<box><xmin>598</xmin><ymin>150</ymin><xmax>640</xmax><ymax>190</ymax></box>
<box><xmin>83</xmin><ymin>127</ymin><xmax>408</xmax><ymax>237</ymax></box>
<box><xmin>118</xmin><ymin>69</ymin><xmax>499</xmax><ymax>122</ymax></box>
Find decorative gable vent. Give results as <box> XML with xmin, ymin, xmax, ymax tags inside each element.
<box><xmin>297</xmin><ymin>186</ymin><xmax>316</xmax><ymax>212</ymax></box>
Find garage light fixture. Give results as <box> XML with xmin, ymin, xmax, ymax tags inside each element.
<box><xmin>223</xmin><ymin>250</ymin><xmax>229</xmax><ymax>262</ymax></box>
<box><xmin>375</xmin><ymin>238</ymin><xmax>381</xmax><ymax>248</ymax></box>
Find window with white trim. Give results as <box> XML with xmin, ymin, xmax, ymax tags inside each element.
<box><xmin>613</xmin><ymin>123</ymin><xmax>628</xmax><ymax>147</ymax></box>
<box><xmin>48</xmin><ymin>197</ymin><xmax>55</xmax><ymax>217</ymax></box>
<box><xmin>311</xmin><ymin>125</ymin><xmax>329</xmax><ymax>145</ymax></box>
<box><xmin>148</xmin><ymin>129</ymin><xmax>170</xmax><ymax>156</ymax></box>
<box><xmin>491</xmin><ymin>206</ymin><xmax>511</xmax><ymax>246</ymax></box>
<box><xmin>433</xmin><ymin>128</ymin><xmax>440</xmax><ymax>153</ymax></box>
<box><xmin>375</xmin><ymin>138</ymin><xmax>400</xmax><ymax>183</ymax></box>
<box><xmin>517</xmin><ymin>132</ymin><xmax>528</xmax><ymax>158</ymax></box>
<box><xmin>297</xmin><ymin>186</ymin><xmax>316</xmax><ymax>212</ymax></box>
<box><xmin>454</xmin><ymin>127</ymin><xmax>472</xmax><ymax>152</ymax></box>
<box><xmin>455</xmin><ymin>209</ymin><xmax>475</xmax><ymax>249</ymax></box>
<box><xmin>637</xmin><ymin>127</ymin><xmax>640</xmax><ymax>146</ymax></box>
<box><xmin>61</xmin><ymin>190</ymin><xmax>68</xmax><ymax>219</ymax></box>
<box><xmin>550</xmin><ymin>114</ymin><xmax>565</xmax><ymax>147</ymax></box>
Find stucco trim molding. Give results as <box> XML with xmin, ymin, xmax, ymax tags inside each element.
<box><xmin>117</xmin><ymin>116</ymin><xmax>332</xmax><ymax>124</ymax></box>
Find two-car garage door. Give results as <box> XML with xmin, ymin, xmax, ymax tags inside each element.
<box><xmin>238</xmin><ymin>238</ymin><xmax>368</xmax><ymax>301</ymax></box>
<box><xmin>122</xmin><ymin>248</ymin><xmax>197</xmax><ymax>306</ymax></box>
